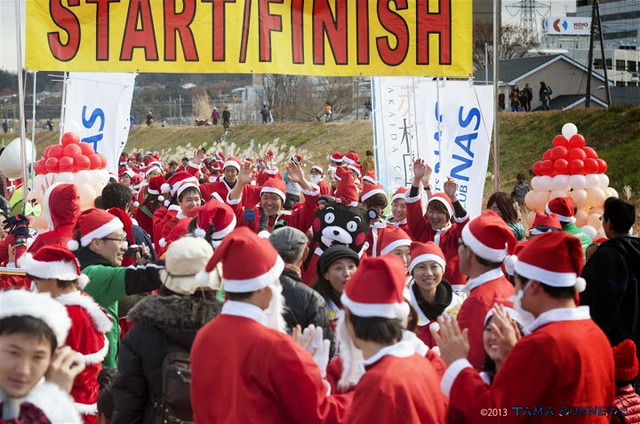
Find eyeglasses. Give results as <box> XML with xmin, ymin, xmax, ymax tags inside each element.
<box><xmin>102</xmin><ymin>237</ymin><xmax>128</xmax><ymax>244</ymax></box>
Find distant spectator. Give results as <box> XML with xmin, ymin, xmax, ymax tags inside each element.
<box><xmin>1</xmin><ymin>120</ymin><xmax>7</xmax><ymax>133</ymax></box>
<box><xmin>524</xmin><ymin>83</ymin><xmax>533</xmax><ymax>111</ymax></box>
<box><xmin>146</xmin><ymin>111</ymin><xmax>154</xmax><ymax>126</ymax></box>
<box><xmin>364</xmin><ymin>98</ymin><xmax>372</xmax><ymax>119</ymax></box>
<box><xmin>539</xmin><ymin>81</ymin><xmax>551</xmax><ymax>110</ymax></box>
<box><xmin>211</xmin><ymin>107</ymin><xmax>219</xmax><ymax>125</ymax></box>
<box><xmin>261</xmin><ymin>105</ymin><xmax>269</xmax><ymax>124</ymax></box>
<box><xmin>509</xmin><ymin>85</ymin><xmax>520</xmax><ymax>112</ymax></box>
<box><xmin>362</xmin><ymin>150</ymin><xmax>375</xmax><ymax>175</ymax></box>
<box><xmin>322</xmin><ymin>102</ymin><xmax>332</xmax><ymax>122</ymax></box>
<box><xmin>222</xmin><ymin>106</ymin><xmax>231</xmax><ymax>129</ymax></box>
<box><xmin>511</xmin><ymin>173</ymin><xmax>530</xmax><ymax>208</ymax></box>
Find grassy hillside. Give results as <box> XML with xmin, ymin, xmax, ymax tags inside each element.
<box><xmin>26</xmin><ymin>105</ymin><xmax>640</xmax><ymax>201</ymax></box>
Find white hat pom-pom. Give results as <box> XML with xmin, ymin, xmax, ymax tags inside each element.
<box><xmin>158</xmin><ymin>195</ymin><xmax>164</xmax><ymax>202</ymax></box>
<box><xmin>158</xmin><ymin>238</ymin><xmax>167</xmax><ymax>248</ymax></box>
<box><xmin>133</xmin><ymin>201</ymin><xmax>140</xmax><ymax>208</ymax></box>
<box><xmin>195</xmin><ymin>270</ymin><xmax>210</xmax><ymax>285</ymax></box>
<box><xmin>77</xmin><ymin>274</ymin><xmax>89</xmax><ymax>289</ymax></box>
<box><xmin>161</xmin><ymin>183</ymin><xmax>171</xmax><ymax>193</ymax></box>
<box><xmin>575</xmin><ymin>277</ymin><xmax>587</xmax><ymax>293</ymax></box>
<box><xmin>429</xmin><ymin>321</ymin><xmax>440</xmax><ymax>333</ymax></box>
<box><xmin>67</xmin><ymin>240</ymin><xmax>79</xmax><ymax>251</ymax></box>
<box><xmin>194</xmin><ymin>227</ymin><xmax>206</xmax><ymax>238</ymax></box>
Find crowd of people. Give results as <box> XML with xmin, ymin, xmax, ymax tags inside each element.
<box><xmin>0</xmin><ymin>146</ymin><xmax>639</xmax><ymax>423</ymax></box>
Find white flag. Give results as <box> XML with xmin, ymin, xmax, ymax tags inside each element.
<box><xmin>373</xmin><ymin>78</ymin><xmax>494</xmax><ymax>218</ymax></box>
<box><xmin>63</xmin><ymin>73</ymin><xmax>136</xmax><ymax>174</ymax></box>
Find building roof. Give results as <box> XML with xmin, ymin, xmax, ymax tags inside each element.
<box><xmin>530</xmin><ymin>94</ymin><xmax>608</xmax><ymax>111</ymax></box>
<box><xmin>474</xmin><ymin>54</ymin><xmax>608</xmax><ymax>85</ymax></box>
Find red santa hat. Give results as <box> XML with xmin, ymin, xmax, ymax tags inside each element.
<box><xmin>311</xmin><ymin>164</ymin><xmax>324</xmax><ymax>175</ymax></box>
<box><xmin>341</xmin><ymin>255</ymin><xmax>410</xmax><ymax>320</ymax></box>
<box><xmin>461</xmin><ymin>210</ymin><xmax>516</xmax><ymax>263</ymax></box>
<box><xmin>330</xmin><ymin>151</ymin><xmax>343</xmax><ymax>163</ymax></box>
<box><xmin>408</xmin><ymin>241</ymin><xmax>446</xmax><ymax>275</ymax></box>
<box><xmin>223</xmin><ymin>156</ymin><xmax>241</xmax><ymax>172</ymax></box>
<box><xmin>334</xmin><ymin>168</ymin><xmax>359</xmax><ymax>207</ymax></box>
<box><xmin>483</xmin><ymin>305</ymin><xmax>528</xmax><ymax>328</ymax></box>
<box><xmin>119</xmin><ymin>154</ymin><xmax>127</xmax><ymax>167</ymax></box>
<box><xmin>142</xmin><ymin>164</ymin><xmax>162</xmax><ymax>178</ymax></box>
<box><xmin>530</xmin><ymin>212</ymin><xmax>562</xmax><ymax>235</ymax></box>
<box><xmin>0</xmin><ymin>290</ymin><xmax>71</xmax><ymax>347</ymax></box>
<box><xmin>67</xmin><ymin>208</ymin><xmax>124</xmax><ymax>250</ymax></box>
<box><xmin>513</xmin><ymin>231</ymin><xmax>586</xmax><ymax>292</ymax></box>
<box><xmin>427</xmin><ymin>192</ymin><xmax>454</xmax><ymax>218</ymax></box>
<box><xmin>545</xmin><ymin>197</ymin><xmax>576</xmax><ymax>223</ymax></box>
<box><xmin>42</xmin><ymin>183</ymin><xmax>79</xmax><ymax>231</ymax></box>
<box><xmin>147</xmin><ymin>175</ymin><xmax>166</xmax><ymax>202</ymax></box>
<box><xmin>175</xmin><ymin>176</ymin><xmax>200</xmax><ymax>198</ymax></box>
<box><xmin>362</xmin><ymin>171</ymin><xmax>377</xmax><ymax>185</ymax></box>
<box><xmin>18</xmin><ymin>245</ymin><xmax>89</xmax><ymax>288</ymax></box>
<box><xmin>260</xmin><ymin>178</ymin><xmax>286</xmax><ymax>202</ymax></box>
<box><xmin>612</xmin><ymin>339</ymin><xmax>639</xmax><ymax>382</ymax></box>
<box><xmin>215</xmin><ymin>151</ymin><xmax>226</xmax><ymax>162</ymax></box>
<box><xmin>145</xmin><ymin>156</ymin><xmax>162</xmax><ymax>168</ymax></box>
<box><xmin>391</xmin><ymin>186</ymin><xmax>408</xmax><ymax>203</ymax></box>
<box><xmin>212</xmin><ymin>160</ymin><xmax>224</xmax><ymax>172</ymax></box>
<box><xmin>504</xmin><ymin>242</ymin><xmax>527</xmax><ymax>277</ymax></box>
<box><xmin>379</xmin><ymin>226</ymin><xmax>411</xmax><ymax>256</ymax></box>
<box><xmin>342</xmin><ymin>152</ymin><xmax>359</xmax><ymax>165</ymax></box>
<box><xmin>196</xmin><ymin>227</ymin><xmax>284</xmax><ymax>292</ymax></box>
<box><xmin>195</xmin><ymin>199</ymin><xmax>237</xmax><ymax>242</ymax></box>
<box><xmin>119</xmin><ymin>168</ymin><xmax>135</xmax><ymax>180</ymax></box>
<box><xmin>130</xmin><ymin>174</ymin><xmax>144</xmax><ymax>191</ymax></box>
<box><xmin>361</xmin><ymin>184</ymin><xmax>385</xmax><ymax>203</ymax></box>
<box><xmin>162</xmin><ymin>171</ymin><xmax>197</xmax><ymax>197</ymax></box>
<box><xmin>347</xmin><ymin>162</ymin><xmax>362</xmax><ymax>176</ymax></box>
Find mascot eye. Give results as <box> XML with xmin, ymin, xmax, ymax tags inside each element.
<box><xmin>346</xmin><ymin>221</ymin><xmax>357</xmax><ymax>232</ymax></box>
<box><xmin>324</xmin><ymin>213</ymin><xmax>335</xmax><ymax>224</ymax></box>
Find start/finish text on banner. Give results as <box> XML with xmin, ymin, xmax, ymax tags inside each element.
<box><xmin>26</xmin><ymin>0</ymin><xmax>472</xmax><ymax>76</ymax></box>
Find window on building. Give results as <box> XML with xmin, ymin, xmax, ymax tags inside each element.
<box><xmin>616</xmin><ymin>60</ymin><xmax>625</xmax><ymax>71</ymax></box>
<box><xmin>594</xmin><ymin>59</ymin><xmax>603</xmax><ymax>69</ymax></box>
<box><xmin>628</xmin><ymin>61</ymin><xmax>637</xmax><ymax>72</ymax></box>
<box><xmin>616</xmin><ymin>81</ymin><xmax>624</xmax><ymax>87</ymax></box>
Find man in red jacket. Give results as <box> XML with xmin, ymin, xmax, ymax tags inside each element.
<box><xmin>434</xmin><ymin>232</ymin><xmax>615</xmax><ymax>423</ymax></box>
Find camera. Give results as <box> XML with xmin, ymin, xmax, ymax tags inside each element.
<box><xmin>124</xmin><ymin>245</ymin><xmax>149</xmax><ymax>259</ymax></box>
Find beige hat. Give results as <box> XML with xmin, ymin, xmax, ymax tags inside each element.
<box><xmin>160</xmin><ymin>237</ymin><xmax>221</xmax><ymax>295</ymax></box>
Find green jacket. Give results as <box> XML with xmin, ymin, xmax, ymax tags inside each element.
<box><xmin>561</xmin><ymin>222</ymin><xmax>592</xmax><ymax>259</ymax></box>
<box><xmin>75</xmin><ymin>247</ymin><xmax>164</xmax><ymax>368</ymax></box>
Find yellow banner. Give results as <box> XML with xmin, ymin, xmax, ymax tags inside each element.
<box><xmin>26</xmin><ymin>0</ymin><xmax>472</xmax><ymax>77</ymax></box>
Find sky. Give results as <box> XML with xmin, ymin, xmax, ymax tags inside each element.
<box><xmin>0</xmin><ymin>0</ymin><xmax>577</xmax><ymax>73</ymax></box>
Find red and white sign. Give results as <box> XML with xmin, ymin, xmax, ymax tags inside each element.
<box><xmin>542</xmin><ymin>17</ymin><xmax>591</xmax><ymax>36</ymax></box>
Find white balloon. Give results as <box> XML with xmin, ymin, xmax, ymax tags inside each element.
<box><xmin>531</xmin><ymin>176</ymin><xmax>542</xmax><ymax>191</ymax></box>
<box><xmin>597</xmin><ymin>226</ymin><xmax>606</xmax><ymax>238</ymax></box>
<box><xmin>585</xmin><ymin>174</ymin><xmax>600</xmax><ymax>189</ymax></box>
<box><xmin>538</xmin><ymin>176</ymin><xmax>553</xmax><ymax>191</ymax></box>
<box><xmin>598</xmin><ymin>174</ymin><xmax>609</xmax><ymax>188</ymax></box>
<box><xmin>74</xmin><ymin>170</ymin><xmax>92</xmax><ymax>184</ymax></box>
<box><xmin>606</xmin><ymin>187</ymin><xmax>618</xmax><ymax>198</ymax></box>
<box><xmin>63</xmin><ymin>121</ymin><xmax>82</xmax><ymax>135</ymax></box>
<box><xmin>581</xmin><ymin>225</ymin><xmax>597</xmax><ymax>241</ymax></box>
<box><xmin>551</xmin><ymin>175</ymin><xmax>570</xmax><ymax>191</ymax></box>
<box><xmin>0</xmin><ymin>137</ymin><xmax>35</xmax><ymax>179</ymax></box>
<box><xmin>32</xmin><ymin>174</ymin><xmax>45</xmax><ymax>190</ymax></box>
<box><xmin>569</xmin><ymin>174</ymin><xmax>587</xmax><ymax>190</ymax></box>
<box><xmin>56</xmin><ymin>172</ymin><xmax>75</xmax><ymax>184</ymax></box>
<box><xmin>562</xmin><ymin>123</ymin><xmax>578</xmax><ymax>140</ymax></box>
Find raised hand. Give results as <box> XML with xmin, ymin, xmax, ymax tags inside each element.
<box><xmin>237</xmin><ymin>161</ymin><xmax>256</xmax><ymax>186</ymax></box>
<box><xmin>489</xmin><ymin>305</ymin><xmax>521</xmax><ymax>362</ymax></box>
<box><xmin>287</xmin><ymin>161</ymin><xmax>312</xmax><ymax>192</ymax></box>
<box><xmin>430</xmin><ymin>313</ymin><xmax>469</xmax><ymax>366</ymax></box>
<box><xmin>45</xmin><ymin>346</ymin><xmax>86</xmax><ymax>393</ymax></box>
<box><xmin>412</xmin><ymin>159</ymin><xmax>427</xmax><ymax>181</ymax></box>
<box><xmin>443</xmin><ymin>177</ymin><xmax>458</xmax><ymax>202</ymax></box>
<box><xmin>192</xmin><ymin>149</ymin><xmax>206</xmax><ymax>165</ymax></box>
<box><xmin>421</xmin><ymin>163</ymin><xmax>433</xmax><ymax>187</ymax></box>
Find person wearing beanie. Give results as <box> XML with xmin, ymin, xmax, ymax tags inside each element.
<box><xmin>313</xmin><ymin>245</ymin><xmax>361</xmax><ymax>332</ymax></box>
<box><xmin>455</xmin><ymin>210</ymin><xmax>517</xmax><ymax>369</ymax></box>
<box><xmin>434</xmin><ymin>231</ymin><xmax>615</xmax><ymax>423</ymax></box>
<box><xmin>111</xmin><ymin>237</ymin><xmax>222</xmax><ymax>424</ymax></box>
<box><xmin>190</xmin><ymin>228</ymin><xmax>352</xmax><ymax>423</ymax></box>
<box><xmin>72</xmin><ymin>208</ymin><xmax>165</xmax><ymax>369</ymax></box>
<box><xmin>337</xmin><ymin>255</ymin><xmax>447</xmax><ymax>423</ymax></box>
<box><xmin>545</xmin><ymin>196</ymin><xmax>593</xmax><ymax>257</ymax></box>
<box><xmin>581</xmin><ymin>197</ymin><xmax>640</xmax><ymax>359</ymax></box>
<box><xmin>269</xmin><ymin>227</ymin><xmax>333</xmax><ymax>350</ymax></box>
<box><xmin>407</xmin><ymin>241</ymin><xmax>465</xmax><ymax>349</ymax></box>
<box><xmin>611</xmin><ymin>339</ymin><xmax>640</xmax><ymax>423</ymax></box>
<box><xmin>27</xmin><ymin>183</ymin><xmax>81</xmax><ymax>254</ymax></box>
<box><xmin>406</xmin><ymin>159</ymin><xmax>469</xmax><ymax>288</ymax></box>
<box><xmin>0</xmin><ymin>290</ymin><xmax>85</xmax><ymax>423</ymax></box>
<box><xmin>228</xmin><ymin>160</ymin><xmax>320</xmax><ymax>234</ymax></box>
<box><xmin>20</xmin><ymin>246</ymin><xmax>112</xmax><ymax>423</ymax></box>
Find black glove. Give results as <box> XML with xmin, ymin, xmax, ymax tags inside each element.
<box><xmin>3</xmin><ymin>214</ymin><xmax>30</xmax><ymax>239</ymax></box>
<box><xmin>257</xmin><ymin>206</ymin><xmax>269</xmax><ymax>234</ymax></box>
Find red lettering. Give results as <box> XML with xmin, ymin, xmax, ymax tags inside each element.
<box><xmin>356</xmin><ymin>0</ymin><xmax>370</xmax><ymax>64</ymax></box>
<box><xmin>291</xmin><ymin>0</ymin><xmax>304</xmax><ymax>63</ymax></box>
<box><xmin>376</xmin><ymin>0</ymin><xmax>409</xmax><ymax>66</ymax></box>
<box><xmin>164</xmin><ymin>0</ymin><xmax>198</xmax><ymax>61</ymax></box>
<box><xmin>202</xmin><ymin>0</ymin><xmax>234</xmax><ymax>62</ymax></box>
<box><xmin>86</xmin><ymin>0</ymin><xmax>119</xmax><ymax>61</ymax></box>
<box><xmin>239</xmin><ymin>0</ymin><xmax>253</xmax><ymax>62</ymax></box>
<box><xmin>416</xmin><ymin>0</ymin><xmax>451</xmax><ymax>65</ymax></box>
<box><xmin>120</xmin><ymin>0</ymin><xmax>158</xmax><ymax>61</ymax></box>
<box><xmin>312</xmin><ymin>0</ymin><xmax>348</xmax><ymax>65</ymax></box>
<box><xmin>47</xmin><ymin>0</ymin><xmax>81</xmax><ymax>62</ymax></box>
<box><xmin>258</xmin><ymin>0</ymin><xmax>283</xmax><ymax>62</ymax></box>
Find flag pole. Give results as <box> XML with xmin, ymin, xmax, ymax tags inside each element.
<box><xmin>492</xmin><ymin>0</ymin><xmax>501</xmax><ymax>192</ymax></box>
<box><xmin>15</xmin><ymin>0</ymin><xmax>29</xmax><ymax>214</ymax></box>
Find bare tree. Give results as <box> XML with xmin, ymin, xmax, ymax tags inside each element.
<box><xmin>473</xmin><ymin>23</ymin><xmax>540</xmax><ymax>71</ymax></box>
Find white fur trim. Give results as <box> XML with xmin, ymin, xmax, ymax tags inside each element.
<box><xmin>223</xmin><ymin>159</ymin><xmax>240</xmax><ymax>171</ymax></box>
<box><xmin>347</xmin><ymin>164</ymin><xmax>361</xmax><ymax>175</ymax></box>
<box><xmin>17</xmin><ymin>254</ymin><xmax>80</xmax><ymax>281</ymax></box>
<box><xmin>514</xmin><ymin>260</ymin><xmax>578</xmax><ymax>288</ymax></box>
<box><xmin>75</xmin><ymin>401</ymin><xmax>97</xmax><ymax>415</ymax></box>
<box><xmin>67</xmin><ymin>239</ymin><xmax>80</xmax><ymax>251</ymax></box>
<box><xmin>177</xmin><ymin>181</ymin><xmax>200</xmax><ymax>198</ymax></box>
<box><xmin>545</xmin><ymin>203</ymin><xmax>576</xmax><ymax>223</ymax></box>
<box><xmin>77</xmin><ymin>274</ymin><xmax>89</xmax><ymax>289</ymax></box>
<box><xmin>361</xmin><ymin>188</ymin><xmax>386</xmax><ymax>202</ymax></box>
<box><xmin>301</xmin><ymin>185</ymin><xmax>320</xmax><ymax>197</ymax></box>
<box><xmin>261</xmin><ymin>186</ymin><xmax>286</xmax><ymax>202</ymax></box>
<box><xmin>427</xmin><ymin>197</ymin><xmax>453</xmax><ymax>217</ymax></box>
<box><xmin>224</xmin><ymin>256</ymin><xmax>285</xmax><ymax>293</ymax></box>
<box><xmin>24</xmin><ymin>381</ymin><xmax>82</xmax><ymax>424</ymax></box>
<box><xmin>211</xmin><ymin>214</ymin><xmax>237</xmax><ymax>240</ymax></box>
<box><xmin>408</xmin><ymin>254</ymin><xmax>446</xmax><ymax>275</ymax></box>
<box><xmin>440</xmin><ymin>358</ymin><xmax>473</xmax><ymax>397</ymax></box>
<box><xmin>264</xmin><ymin>168</ymin><xmax>279</xmax><ymax>175</ymax></box>
<box><xmin>210</xmin><ymin>192</ymin><xmax>224</xmax><ymax>203</ymax></box>
<box><xmin>453</xmin><ymin>213</ymin><xmax>468</xmax><ymax>223</ymax></box>
<box><xmin>404</xmin><ymin>192</ymin><xmax>420</xmax><ymax>204</ymax></box>
<box><xmin>80</xmin><ymin>217</ymin><xmax>124</xmax><ymax>247</ymax></box>
<box><xmin>168</xmin><ymin>204</ymin><xmax>181</xmax><ymax>212</ymax></box>
<box><xmin>461</xmin><ymin>224</ymin><xmax>508</xmax><ymax>263</ymax></box>
<box><xmin>341</xmin><ymin>293</ymin><xmax>410</xmax><ymax>320</ymax></box>
<box><xmin>342</xmin><ymin>156</ymin><xmax>354</xmax><ymax>165</ymax></box>
<box><xmin>57</xmin><ymin>292</ymin><xmax>113</xmax><ymax>333</ymax></box>
<box><xmin>226</xmin><ymin>193</ymin><xmax>242</xmax><ymax>205</ymax></box>
<box><xmin>311</xmin><ymin>165</ymin><xmax>324</xmax><ymax>174</ymax></box>
<box><xmin>188</xmin><ymin>161</ymin><xmax>202</xmax><ymax>170</ymax></box>
<box><xmin>391</xmin><ymin>192</ymin><xmax>406</xmax><ymax>203</ymax></box>
<box><xmin>79</xmin><ymin>336</ymin><xmax>109</xmax><ymax>365</ymax></box>
<box><xmin>380</xmin><ymin>238</ymin><xmax>411</xmax><ymax>256</ymax></box>
<box><xmin>363</xmin><ymin>176</ymin><xmax>376</xmax><ymax>184</ymax></box>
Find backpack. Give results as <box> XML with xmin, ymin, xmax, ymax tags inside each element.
<box><xmin>155</xmin><ymin>345</ymin><xmax>193</xmax><ymax>424</ymax></box>
<box><xmin>547</xmin><ymin>85</ymin><xmax>553</xmax><ymax>95</ymax></box>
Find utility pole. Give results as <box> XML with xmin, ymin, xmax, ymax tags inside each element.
<box><xmin>585</xmin><ymin>0</ymin><xmax>611</xmax><ymax>108</ymax></box>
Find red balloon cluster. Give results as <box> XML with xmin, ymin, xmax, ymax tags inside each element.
<box><xmin>532</xmin><ymin>134</ymin><xmax>607</xmax><ymax>177</ymax></box>
<box><xmin>34</xmin><ymin>133</ymin><xmax>107</xmax><ymax>175</ymax></box>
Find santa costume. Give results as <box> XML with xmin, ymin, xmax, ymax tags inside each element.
<box><xmin>28</xmin><ymin>183</ymin><xmax>81</xmax><ymax>254</ymax></box>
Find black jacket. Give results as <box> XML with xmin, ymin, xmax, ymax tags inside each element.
<box><xmin>111</xmin><ymin>294</ymin><xmax>222</xmax><ymax>424</ymax></box>
<box><xmin>280</xmin><ymin>268</ymin><xmax>334</xmax><ymax>350</ymax></box>
<box><xmin>581</xmin><ymin>235</ymin><xmax>640</xmax><ymax>349</ymax></box>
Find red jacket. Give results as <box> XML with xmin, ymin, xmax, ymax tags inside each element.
<box><xmin>612</xmin><ymin>385</ymin><xmax>640</xmax><ymax>424</ymax></box>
